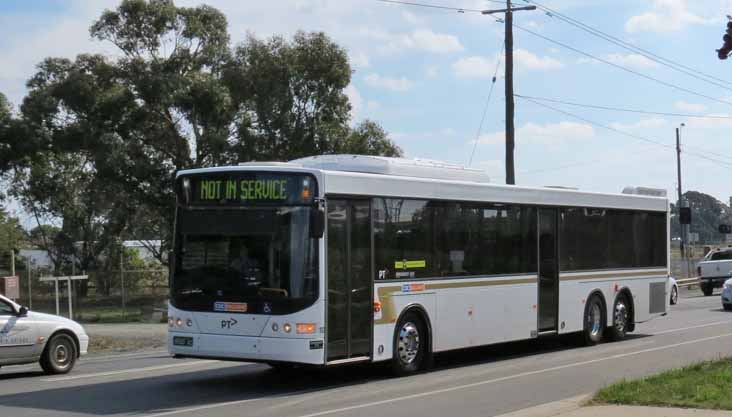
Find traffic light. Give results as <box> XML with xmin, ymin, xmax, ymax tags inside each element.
<box><xmin>679</xmin><ymin>207</ymin><xmax>691</xmax><ymax>225</ymax></box>
<box><xmin>720</xmin><ymin>224</ymin><xmax>732</xmax><ymax>234</ymax></box>
<box><xmin>717</xmin><ymin>21</ymin><xmax>732</xmax><ymax>59</ymax></box>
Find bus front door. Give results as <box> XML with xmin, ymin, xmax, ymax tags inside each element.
<box><xmin>326</xmin><ymin>199</ymin><xmax>372</xmax><ymax>362</ymax></box>
<box><xmin>538</xmin><ymin>208</ymin><xmax>559</xmax><ymax>332</ymax></box>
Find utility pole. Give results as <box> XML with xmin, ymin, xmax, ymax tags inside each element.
<box><xmin>10</xmin><ymin>249</ymin><xmax>15</xmax><ymax>277</ymax></box>
<box><xmin>482</xmin><ymin>1</ymin><xmax>536</xmax><ymax>185</ymax></box>
<box><xmin>676</xmin><ymin>126</ymin><xmax>683</xmax><ymax>255</ymax></box>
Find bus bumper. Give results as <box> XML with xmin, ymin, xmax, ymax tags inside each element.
<box><xmin>168</xmin><ymin>332</ymin><xmax>325</xmax><ymax>365</ymax></box>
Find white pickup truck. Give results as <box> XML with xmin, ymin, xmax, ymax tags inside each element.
<box><xmin>697</xmin><ymin>248</ymin><xmax>732</xmax><ymax>296</ymax></box>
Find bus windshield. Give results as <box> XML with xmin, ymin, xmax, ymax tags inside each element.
<box><xmin>172</xmin><ymin>173</ymin><xmax>320</xmax><ymax>315</ymax></box>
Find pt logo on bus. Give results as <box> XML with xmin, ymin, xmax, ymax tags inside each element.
<box><xmin>221</xmin><ymin>318</ymin><xmax>238</xmax><ymax>329</ymax></box>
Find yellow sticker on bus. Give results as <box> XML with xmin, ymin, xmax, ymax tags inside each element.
<box><xmin>394</xmin><ymin>260</ymin><xmax>426</xmax><ymax>269</ymax></box>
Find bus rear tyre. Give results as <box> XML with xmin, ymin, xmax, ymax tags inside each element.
<box><xmin>391</xmin><ymin>312</ymin><xmax>429</xmax><ymax>376</ymax></box>
<box><xmin>608</xmin><ymin>295</ymin><xmax>630</xmax><ymax>341</ymax></box>
<box><xmin>582</xmin><ymin>295</ymin><xmax>605</xmax><ymax>346</ymax></box>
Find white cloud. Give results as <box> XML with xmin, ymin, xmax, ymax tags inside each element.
<box><xmin>361</xmin><ymin>27</ymin><xmax>463</xmax><ymax>54</ymax></box>
<box><xmin>364</xmin><ymin>73</ymin><xmax>414</xmax><ymax>92</ymax></box>
<box><xmin>400</xmin><ymin>29</ymin><xmax>464</xmax><ymax>54</ymax></box>
<box><xmin>453</xmin><ymin>49</ymin><xmax>562</xmax><ymax>78</ymax></box>
<box><xmin>674</xmin><ymin>101</ymin><xmax>706</xmax><ymax>113</ymax></box>
<box><xmin>345</xmin><ymin>84</ymin><xmax>363</xmax><ymax>121</ymax></box>
<box><xmin>625</xmin><ymin>0</ymin><xmax>718</xmax><ymax>33</ymax></box>
<box><xmin>401</xmin><ymin>10</ymin><xmax>424</xmax><ymax>26</ymax></box>
<box><xmin>349</xmin><ymin>52</ymin><xmax>370</xmax><ymax>68</ymax></box>
<box><xmin>453</xmin><ymin>56</ymin><xmax>498</xmax><ymax>79</ymax></box>
<box><xmin>514</xmin><ymin>49</ymin><xmax>564</xmax><ymax>70</ymax></box>
<box><xmin>604</xmin><ymin>53</ymin><xmax>658</xmax><ymax>69</ymax></box>
<box><xmin>610</xmin><ymin>117</ymin><xmax>668</xmax><ymax>130</ymax></box>
<box><xmin>425</xmin><ymin>65</ymin><xmax>439</xmax><ymax>79</ymax></box>
<box><xmin>475</xmin><ymin>121</ymin><xmax>595</xmax><ymax>145</ymax></box>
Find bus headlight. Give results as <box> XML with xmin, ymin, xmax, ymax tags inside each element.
<box><xmin>176</xmin><ymin>318</ymin><xmax>183</xmax><ymax>328</ymax></box>
<box><xmin>186</xmin><ymin>319</ymin><xmax>193</xmax><ymax>327</ymax></box>
<box><xmin>168</xmin><ymin>317</ymin><xmax>174</xmax><ymax>328</ymax></box>
<box><xmin>283</xmin><ymin>323</ymin><xmax>292</xmax><ymax>333</ymax></box>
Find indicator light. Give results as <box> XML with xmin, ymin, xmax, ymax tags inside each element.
<box><xmin>296</xmin><ymin>323</ymin><xmax>316</xmax><ymax>334</ymax></box>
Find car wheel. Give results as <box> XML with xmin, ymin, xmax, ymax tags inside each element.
<box><xmin>582</xmin><ymin>295</ymin><xmax>605</xmax><ymax>346</ymax></box>
<box><xmin>702</xmin><ymin>284</ymin><xmax>714</xmax><ymax>296</ymax></box>
<box><xmin>670</xmin><ymin>286</ymin><xmax>678</xmax><ymax>305</ymax></box>
<box><xmin>40</xmin><ymin>333</ymin><xmax>77</xmax><ymax>375</ymax></box>
<box><xmin>391</xmin><ymin>312</ymin><xmax>429</xmax><ymax>376</ymax></box>
<box><xmin>608</xmin><ymin>295</ymin><xmax>630</xmax><ymax>341</ymax></box>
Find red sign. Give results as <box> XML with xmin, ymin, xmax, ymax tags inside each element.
<box><xmin>2</xmin><ymin>276</ymin><xmax>20</xmax><ymax>299</ymax></box>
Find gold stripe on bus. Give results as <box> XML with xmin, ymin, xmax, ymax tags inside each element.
<box><xmin>373</xmin><ymin>276</ymin><xmax>537</xmax><ymax>325</ymax></box>
<box><xmin>559</xmin><ymin>269</ymin><xmax>667</xmax><ymax>282</ymax></box>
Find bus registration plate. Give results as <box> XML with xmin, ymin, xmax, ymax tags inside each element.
<box><xmin>173</xmin><ymin>336</ymin><xmax>194</xmax><ymax>347</ymax></box>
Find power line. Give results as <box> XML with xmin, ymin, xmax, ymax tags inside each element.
<box><xmin>511</xmin><ymin>22</ymin><xmax>732</xmax><ymax>109</ymax></box>
<box><xmin>514</xmin><ymin>94</ymin><xmax>732</xmax><ymax>119</ymax></box>
<box><xmin>522</xmin><ymin>0</ymin><xmax>732</xmax><ymax>92</ymax></box>
<box><xmin>376</xmin><ymin>0</ymin><xmax>732</xmax><ymax>109</ymax></box>
<box><xmin>517</xmin><ymin>95</ymin><xmax>732</xmax><ymax>170</ymax></box>
<box><xmin>469</xmin><ymin>41</ymin><xmax>505</xmax><ymax>167</ymax></box>
<box><xmin>375</xmin><ymin>0</ymin><xmax>492</xmax><ymax>13</ymax></box>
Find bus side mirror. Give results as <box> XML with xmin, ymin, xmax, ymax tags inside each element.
<box><xmin>310</xmin><ymin>206</ymin><xmax>325</xmax><ymax>239</ymax></box>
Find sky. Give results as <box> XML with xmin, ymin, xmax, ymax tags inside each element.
<box><xmin>3</xmin><ymin>0</ymin><xmax>732</xmax><ymax>225</ymax></box>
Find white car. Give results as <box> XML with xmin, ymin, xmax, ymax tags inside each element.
<box><xmin>0</xmin><ymin>294</ymin><xmax>89</xmax><ymax>374</ymax></box>
<box><xmin>669</xmin><ymin>276</ymin><xmax>679</xmax><ymax>305</ymax></box>
<box><xmin>722</xmin><ymin>278</ymin><xmax>732</xmax><ymax>311</ymax></box>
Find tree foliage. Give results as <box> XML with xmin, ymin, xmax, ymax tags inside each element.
<box><xmin>0</xmin><ymin>0</ymin><xmax>401</xmax><ymax>274</ymax></box>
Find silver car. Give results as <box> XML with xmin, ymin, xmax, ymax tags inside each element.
<box><xmin>0</xmin><ymin>294</ymin><xmax>89</xmax><ymax>374</ymax></box>
<box><xmin>723</xmin><ymin>279</ymin><xmax>732</xmax><ymax>311</ymax></box>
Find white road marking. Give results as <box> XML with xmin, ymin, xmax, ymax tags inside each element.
<box><xmin>292</xmin><ymin>332</ymin><xmax>732</xmax><ymax>417</ymax></box>
<box><xmin>652</xmin><ymin>319</ymin><xmax>732</xmax><ymax>336</ymax></box>
<box><xmin>41</xmin><ymin>360</ymin><xmax>217</xmax><ymax>382</ymax></box>
<box><xmin>142</xmin><ymin>398</ymin><xmax>264</xmax><ymax>417</ymax></box>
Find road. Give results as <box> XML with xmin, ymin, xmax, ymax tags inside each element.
<box><xmin>1</xmin><ymin>289</ymin><xmax>731</xmax><ymax>417</ymax></box>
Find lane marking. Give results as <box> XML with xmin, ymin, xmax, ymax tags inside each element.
<box><xmin>292</xmin><ymin>332</ymin><xmax>732</xmax><ymax>417</ymax></box>
<box><xmin>142</xmin><ymin>398</ymin><xmax>264</xmax><ymax>417</ymax></box>
<box><xmin>41</xmin><ymin>360</ymin><xmax>218</xmax><ymax>382</ymax></box>
<box><xmin>652</xmin><ymin>319</ymin><xmax>732</xmax><ymax>336</ymax></box>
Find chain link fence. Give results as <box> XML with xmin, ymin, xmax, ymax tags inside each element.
<box><xmin>10</xmin><ymin>264</ymin><xmax>169</xmax><ymax>324</ymax></box>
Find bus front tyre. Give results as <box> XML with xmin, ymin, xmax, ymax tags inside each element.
<box><xmin>582</xmin><ymin>295</ymin><xmax>605</xmax><ymax>346</ymax></box>
<box><xmin>391</xmin><ymin>312</ymin><xmax>429</xmax><ymax>376</ymax></box>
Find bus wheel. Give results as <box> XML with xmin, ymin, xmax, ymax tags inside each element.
<box><xmin>702</xmin><ymin>284</ymin><xmax>714</xmax><ymax>297</ymax></box>
<box><xmin>392</xmin><ymin>312</ymin><xmax>428</xmax><ymax>376</ymax></box>
<box><xmin>582</xmin><ymin>295</ymin><xmax>605</xmax><ymax>346</ymax></box>
<box><xmin>608</xmin><ymin>295</ymin><xmax>630</xmax><ymax>341</ymax></box>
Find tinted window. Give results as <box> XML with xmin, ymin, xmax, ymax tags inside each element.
<box><xmin>710</xmin><ymin>251</ymin><xmax>732</xmax><ymax>261</ymax></box>
<box><xmin>0</xmin><ymin>301</ymin><xmax>14</xmax><ymax>315</ymax></box>
<box><xmin>374</xmin><ymin>199</ymin><xmax>537</xmax><ymax>279</ymax></box>
<box><xmin>561</xmin><ymin>208</ymin><xmax>666</xmax><ymax>271</ymax></box>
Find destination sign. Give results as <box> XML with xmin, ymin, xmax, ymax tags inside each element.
<box><xmin>182</xmin><ymin>173</ymin><xmax>316</xmax><ymax>205</ymax></box>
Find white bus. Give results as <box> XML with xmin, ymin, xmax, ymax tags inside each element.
<box><xmin>168</xmin><ymin>155</ymin><xmax>670</xmax><ymax>375</ymax></box>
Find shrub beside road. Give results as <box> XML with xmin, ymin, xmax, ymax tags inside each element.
<box><xmin>593</xmin><ymin>358</ymin><xmax>732</xmax><ymax>411</ymax></box>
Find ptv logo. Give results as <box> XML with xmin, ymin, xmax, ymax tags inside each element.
<box><xmin>221</xmin><ymin>318</ymin><xmax>238</xmax><ymax>329</ymax></box>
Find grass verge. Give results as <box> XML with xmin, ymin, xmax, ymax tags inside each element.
<box><xmin>88</xmin><ymin>336</ymin><xmax>166</xmax><ymax>354</ymax></box>
<box><xmin>592</xmin><ymin>358</ymin><xmax>732</xmax><ymax>410</ymax></box>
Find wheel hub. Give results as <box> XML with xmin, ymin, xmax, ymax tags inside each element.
<box><xmin>54</xmin><ymin>343</ymin><xmax>70</xmax><ymax>368</ymax></box>
<box><xmin>589</xmin><ymin>303</ymin><xmax>602</xmax><ymax>336</ymax></box>
<box><xmin>614</xmin><ymin>302</ymin><xmax>627</xmax><ymax>333</ymax></box>
<box><xmin>398</xmin><ymin>322</ymin><xmax>420</xmax><ymax>364</ymax></box>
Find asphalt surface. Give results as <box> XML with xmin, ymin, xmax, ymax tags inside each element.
<box><xmin>1</xmin><ymin>288</ymin><xmax>731</xmax><ymax>417</ymax></box>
